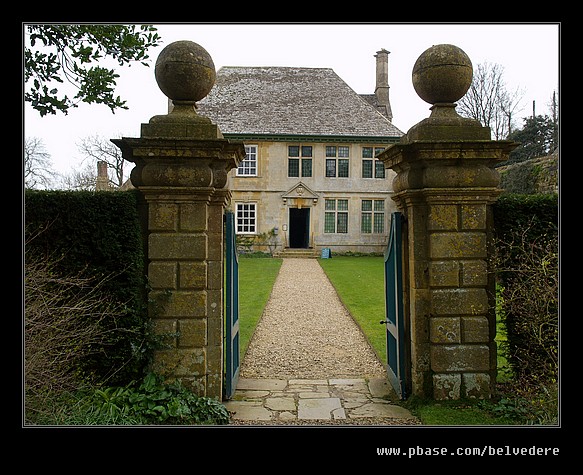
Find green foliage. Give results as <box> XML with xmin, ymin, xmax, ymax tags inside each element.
<box><xmin>25</xmin><ymin>24</ymin><xmax>161</xmax><ymax>116</ymax></box>
<box><xmin>89</xmin><ymin>373</ymin><xmax>230</xmax><ymax>425</ymax></box>
<box><xmin>507</xmin><ymin>115</ymin><xmax>558</xmax><ymax>164</ymax></box>
<box><xmin>493</xmin><ymin>194</ymin><xmax>558</xmax><ymax>382</ymax></box>
<box><xmin>33</xmin><ymin>373</ymin><xmax>231</xmax><ymax>425</ymax></box>
<box><xmin>25</xmin><ymin>189</ymin><xmax>149</xmax><ymax>385</ymax></box>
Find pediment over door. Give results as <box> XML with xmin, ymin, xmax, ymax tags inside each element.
<box><xmin>282</xmin><ymin>182</ymin><xmax>319</xmax><ymax>206</ymax></box>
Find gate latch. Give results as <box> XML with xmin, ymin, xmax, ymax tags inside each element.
<box><xmin>379</xmin><ymin>320</ymin><xmax>388</xmax><ymax>325</ymax></box>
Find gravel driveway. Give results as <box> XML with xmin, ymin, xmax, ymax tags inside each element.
<box><xmin>240</xmin><ymin>258</ymin><xmax>388</xmax><ymax>380</ymax></box>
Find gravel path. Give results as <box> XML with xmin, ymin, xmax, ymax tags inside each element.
<box><xmin>240</xmin><ymin>258</ymin><xmax>388</xmax><ymax>380</ymax></box>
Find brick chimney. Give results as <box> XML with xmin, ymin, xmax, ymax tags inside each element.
<box><xmin>374</xmin><ymin>49</ymin><xmax>393</xmax><ymax>121</ymax></box>
<box><xmin>96</xmin><ymin>160</ymin><xmax>110</xmax><ymax>191</ymax></box>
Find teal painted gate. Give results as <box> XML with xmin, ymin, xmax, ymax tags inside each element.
<box><xmin>224</xmin><ymin>211</ymin><xmax>240</xmax><ymax>400</ymax></box>
<box><xmin>382</xmin><ymin>211</ymin><xmax>408</xmax><ymax>399</ymax></box>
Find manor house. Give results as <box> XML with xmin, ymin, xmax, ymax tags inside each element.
<box><xmin>194</xmin><ymin>50</ymin><xmax>403</xmax><ymax>253</ymax></box>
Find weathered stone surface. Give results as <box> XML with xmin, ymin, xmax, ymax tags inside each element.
<box><xmin>428</xmin><ymin>204</ymin><xmax>458</xmax><ymax>231</ymax></box>
<box><xmin>149</xmin><ymin>233</ymin><xmax>206</xmax><ymax>260</ymax></box>
<box><xmin>461</xmin><ymin>316</ymin><xmax>490</xmax><ymax>343</ymax></box>
<box><xmin>431</xmin><ymin>288</ymin><xmax>488</xmax><ymax>316</ymax></box>
<box><xmin>430</xmin><ymin>260</ymin><xmax>460</xmax><ymax>287</ymax></box>
<box><xmin>412</xmin><ymin>44</ymin><xmax>473</xmax><ymax>105</ymax></box>
<box><xmin>149</xmin><ymin>202</ymin><xmax>178</xmax><ymax>230</ymax></box>
<box><xmin>430</xmin><ymin>232</ymin><xmax>486</xmax><ymax>259</ymax></box>
<box><xmin>152</xmin><ymin>348</ymin><xmax>206</xmax><ymax>377</ymax></box>
<box><xmin>179</xmin><ymin>203</ymin><xmax>207</xmax><ymax>232</ymax></box>
<box><xmin>298</xmin><ymin>398</ymin><xmax>345</xmax><ymax>420</ymax></box>
<box><xmin>155</xmin><ymin>40</ymin><xmax>216</xmax><ymax>103</ymax></box>
<box><xmin>430</xmin><ymin>345</ymin><xmax>490</xmax><ymax>372</ymax></box>
<box><xmin>178</xmin><ymin>261</ymin><xmax>207</xmax><ymax>289</ymax></box>
<box><xmin>177</xmin><ymin>318</ymin><xmax>207</xmax><ymax>347</ymax></box>
<box><xmin>463</xmin><ymin>373</ymin><xmax>491</xmax><ymax>399</ymax></box>
<box><xmin>265</xmin><ymin>397</ymin><xmax>296</xmax><ymax>411</ymax></box>
<box><xmin>149</xmin><ymin>290</ymin><xmax>207</xmax><ymax>318</ymax></box>
<box><xmin>460</xmin><ymin>260</ymin><xmax>488</xmax><ymax>286</ymax></box>
<box><xmin>461</xmin><ymin>204</ymin><xmax>487</xmax><ymax>230</ymax></box>
<box><xmin>433</xmin><ymin>373</ymin><xmax>461</xmax><ymax>400</ymax></box>
<box><xmin>149</xmin><ymin>261</ymin><xmax>177</xmax><ymax>289</ymax></box>
<box><xmin>430</xmin><ymin>317</ymin><xmax>461</xmax><ymax>344</ymax></box>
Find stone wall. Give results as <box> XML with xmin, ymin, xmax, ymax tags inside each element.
<box><xmin>498</xmin><ymin>152</ymin><xmax>558</xmax><ymax>194</ymax></box>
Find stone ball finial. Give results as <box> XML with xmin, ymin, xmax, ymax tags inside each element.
<box><xmin>154</xmin><ymin>40</ymin><xmax>216</xmax><ymax>103</ymax></box>
<box><xmin>412</xmin><ymin>44</ymin><xmax>473</xmax><ymax>105</ymax></box>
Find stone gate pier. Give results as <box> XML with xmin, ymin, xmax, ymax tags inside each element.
<box><xmin>378</xmin><ymin>45</ymin><xmax>518</xmax><ymax>399</ymax></box>
<box><xmin>112</xmin><ymin>41</ymin><xmax>245</xmax><ymax>398</ymax></box>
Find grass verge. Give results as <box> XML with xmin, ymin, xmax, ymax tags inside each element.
<box><xmin>237</xmin><ymin>256</ymin><xmax>282</xmax><ymax>358</ymax></box>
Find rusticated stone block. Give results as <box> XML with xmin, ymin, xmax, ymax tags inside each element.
<box><xmin>428</xmin><ymin>204</ymin><xmax>458</xmax><ymax>231</ymax></box>
<box><xmin>179</xmin><ymin>261</ymin><xmax>207</xmax><ymax>289</ymax></box>
<box><xmin>433</xmin><ymin>373</ymin><xmax>461</xmax><ymax>400</ymax></box>
<box><xmin>431</xmin><ymin>288</ymin><xmax>488</xmax><ymax>316</ymax></box>
<box><xmin>149</xmin><ymin>261</ymin><xmax>177</xmax><ymax>289</ymax></box>
<box><xmin>430</xmin><ymin>232</ymin><xmax>486</xmax><ymax>259</ymax></box>
<box><xmin>178</xmin><ymin>318</ymin><xmax>207</xmax><ymax>347</ymax></box>
<box><xmin>149</xmin><ymin>290</ymin><xmax>207</xmax><ymax>317</ymax></box>
<box><xmin>151</xmin><ymin>319</ymin><xmax>178</xmax><ymax>348</ymax></box>
<box><xmin>462</xmin><ymin>316</ymin><xmax>490</xmax><ymax>343</ymax></box>
<box><xmin>179</xmin><ymin>203</ymin><xmax>207</xmax><ymax>232</ymax></box>
<box><xmin>149</xmin><ymin>202</ymin><xmax>178</xmax><ymax>231</ymax></box>
<box><xmin>430</xmin><ymin>344</ymin><xmax>490</xmax><ymax>372</ymax></box>
<box><xmin>149</xmin><ymin>233</ymin><xmax>207</xmax><ymax>260</ymax></box>
<box><xmin>463</xmin><ymin>373</ymin><xmax>491</xmax><ymax>398</ymax></box>
<box><xmin>430</xmin><ymin>317</ymin><xmax>461</xmax><ymax>343</ymax></box>
<box><xmin>429</xmin><ymin>260</ymin><xmax>459</xmax><ymax>287</ymax></box>
<box><xmin>151</xmin><ymin>347</ymin><xmax>206</xmax><ymax>377</ymax></box>
<box><xmin>461</xmin><ymin>204</ymin><xmax>487</xmax><ymax>230</ymax></box>
<box><xmin>460</xmin><ymin>260</ymin><xmax>488</xmax><ymax>286</ymax></box>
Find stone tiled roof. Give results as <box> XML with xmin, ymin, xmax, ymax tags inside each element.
<box><xmin>196</xmin><ymin>66</ymin><xmax>404</xmax><ymax>138</ymax></box>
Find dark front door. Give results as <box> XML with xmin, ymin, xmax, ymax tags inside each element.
<box><xmin>289</xmin><ymin>208</ymin><xmax>310</xmax><ymax>248</ymax></box>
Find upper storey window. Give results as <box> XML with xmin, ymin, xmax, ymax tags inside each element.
<box><xmin>288</xmin><ymin>145</ymin><xmax>312</xmax><ymax>178</ymax></box>
<box><xmin>325</xmin><ymin>146</ymin><xmax>349</xmax><ymax>178</ymax></box>
<box><xmin>237</xmin><ymin>145</ymin><xmax>258</xmax><ymax>176</ymax></box>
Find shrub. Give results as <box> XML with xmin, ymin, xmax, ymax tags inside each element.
<box><xmin>493</xmin><ymin>194</ymin><xmax>558</xmax><ymax>382</ymax></box>
<box><xmin>68</xmin><ymin>373</ymin><xmax>230</xmax><ymax>425</ymax></box>
<box><xmin>24</xmin><ymin>189</ymin><xmax>149</xmax><ymax>385</ymax></box>
<box><xmin>24</xmin><ymin>248</ymin><xmax>146</xmax><ymax>424</ymax></box>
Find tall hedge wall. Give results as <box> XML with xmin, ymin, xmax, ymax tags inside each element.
<box><xmin>493</xmin><ymin>193</ymin><xmax>559</xmax><ymax>380</ymax></box>
<box><xmin>24</xmin><ymin>189</ymin><xmax>148</xmax><ymax>385</ymax></box>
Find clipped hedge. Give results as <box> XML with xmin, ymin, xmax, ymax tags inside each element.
<box><xmin>493</xmin><ymin>193</ymin><xmax>558</xmax><ymax>380</ymax></box>
<box><xmin>24</xmin><ymin>189</ymin><xmax>149</xmax><ymax>386</ymax></box>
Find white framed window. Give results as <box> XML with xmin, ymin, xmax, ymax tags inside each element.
<box><xmin>235</xmin><ymin>202</ymin><xmax>257</xmax><ymax>234</ymax></box>
<box><xmin>237</xmin><ymin>145</ymin><xmax>258</xmax><ymax>176</ymax></box>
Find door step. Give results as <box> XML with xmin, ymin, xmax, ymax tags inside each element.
<box><xmin>274</xmin><ymin>248</ymin><xmax>320</xmax><ymax>258</ymax></box>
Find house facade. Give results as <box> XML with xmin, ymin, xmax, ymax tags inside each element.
<box><xmin>195</xmin><ymin>50</ymin><xmax>404</xmax><ymax>254</ymax></box>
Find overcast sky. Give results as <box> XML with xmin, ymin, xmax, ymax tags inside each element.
<box><xmin>23</xmin><ymin>22</ymin><xmax>560</xmax><ymax>178</ymax></box>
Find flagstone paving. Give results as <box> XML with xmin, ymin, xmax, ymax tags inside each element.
<box><xmin>225</xmin><ymin>377</ymin><xmax>419</xmax><ymax>425</ymax></box>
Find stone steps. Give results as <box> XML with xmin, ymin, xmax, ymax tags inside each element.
<box><xmin>273</xmin><ymin>248</ymin><xmax>320</xmax><ymax>258</ymax></box>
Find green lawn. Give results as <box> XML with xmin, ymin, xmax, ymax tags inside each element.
<box><xmin>237</xmin><ymin>256</ymin><xmax>282</xmax><ymax>357</ymax></box>
<box><xmin>318</xmin><ymin>256</ymin><xmax>387</xmax><ymax>364</ymax></box>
